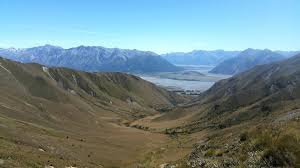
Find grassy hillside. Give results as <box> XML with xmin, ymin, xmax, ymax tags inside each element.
<box><xmin>1</xmin><ymin>54</ymin><xmax>300</xmax><ymax>167</ymax></box>
<box><xmin>150</xmin><ymin>54</ymin><xmax>300</xmax><ymax>130</ymax></box>
<box><xmin>132</xmin><ymin>54</ymin><xmax>300</xmax><ymax>167</ymax></box>
<box><xmin>0</xmin><ymin>57</ymin><xmax>188</xmax><ymax>167</ymax></box>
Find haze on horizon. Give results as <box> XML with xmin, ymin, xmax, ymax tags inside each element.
<box><xmin>1</xmin><ymin>0</ymin><xmax>299</xmax><ymax>54</ymax></box>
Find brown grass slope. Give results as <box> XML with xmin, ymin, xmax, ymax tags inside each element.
<box><xmin>154</xmin><ymin>53</ymin><xmax>300</xmax><ymax>131</ymax></box>
<box><xmin>135</xmin><ymin>54</ymin><xmax>300</xmax><ymax>167</ymax></box>
<box><xmin>0</xmin><ymin>57</ymin><xmax>186</xmax><ymax>167</ymax></box>
<box><xmin>194</xmin><ymin>53</ymin><xmax>300</xmax><ymax>127</ymax></box>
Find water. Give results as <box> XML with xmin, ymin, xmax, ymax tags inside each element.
<box><xmin>139</xmin><ymin>75</ymin><xmax>215</xmax><ymax>91</ymax></box>
<box><xmin>137</xmin><ymin>65</ymin><xmax>231</xmax><ymax>92</ymax></box>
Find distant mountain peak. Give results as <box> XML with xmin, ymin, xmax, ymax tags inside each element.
<box><xmin>0</xmin><ymin>45</ymin><xmax>181</xmax><ymax>73</ymax></box>
<box><xmin>210</xmin><ymin>49</ymin><xmax>285</xmax><ymax>75</ymax></box>
<box><xmin>41</xmin><ymin>44</ymin><xmax>63</xmax><ymax>49</ymax></box>
<box><xmin>163</xmin><ymin>50</ymin><xmax>240</xmax><ymax>65</ymax></box>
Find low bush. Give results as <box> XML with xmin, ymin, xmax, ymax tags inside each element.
<box><xmin>240</xmin><ymin>122</ymin><xmax>300</xmax><ymax>167</ymax></box>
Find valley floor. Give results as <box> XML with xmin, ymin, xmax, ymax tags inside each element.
<box><xmin>0</xmin><ymin>110</ymin><xmax>200</xmax><ymax>168</ymax></box>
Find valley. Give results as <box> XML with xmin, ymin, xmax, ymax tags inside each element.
<box><xmin>0</xmin><ymin>57</ymin><xmax>190</xmax><ymax>167</ymax></box>
<box><xmin>131</xmin><ymin>53</ymin><xmax>300</xmax><ymax>167</ymax></box>
<box><xmin>135</xmin><ymin>65</ymin><xmax>231</xmax><ymax>94</ymax></box>
<box><xmin>1</xmin><ymin>53</ymin><xmax>300</xmax><ymax>167</ymax></box>
<box><xmin>2</xmin><ymin>1</ymin><xmax>299</xmax><ymax>167</ymax></box>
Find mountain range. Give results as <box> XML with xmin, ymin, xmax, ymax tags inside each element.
<box><xmin>1</xmin><ymin>45</ymin><xmax>298</xmax><ymax>76</ymax></box>
<box><xmin>276</xmin><ymin>50</ymin><xmax>300</xmax><ymax>57</ymax></box>
<box><xmin>162</xmin><ymin>49</ymin><xmax>299</xmax><ymax>69</ymax></box>
<box><xmin>210</xmin><ymin>48</ymin><xmax>286</xmax><ymax>75</ymax></box>
<box><xmin>162</xmin><ymin>50</ymin><xmax>239</xmax><ymax>65</ymax></box>
<box><xmin>0</xmin><ymin>45</ymin><xmax>182</xmax><ymax>73</ymax></box>
<box><xmin>0</xmin><ymin>46</ymin><xmax>300</xmax><ymax>167</ymax></box>
<box><xmin>0</xmin><ymin>51</ymin><xmax>300</xmax><ymax>167</ymax></box>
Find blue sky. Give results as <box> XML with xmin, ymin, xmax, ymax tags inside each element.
<box><xmin>1</xmin><ymin>0</ymin><xmax>299</xmax><ymax>54</ymax></box>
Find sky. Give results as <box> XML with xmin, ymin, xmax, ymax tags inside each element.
<box><xmin>0</xmin><ymin>0</ymin><xmax>299</xmax><ymax>54</ymax></box>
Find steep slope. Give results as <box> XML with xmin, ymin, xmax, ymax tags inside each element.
<box><xmin>0</xmin><ymin>57</ymin><xmax>186</xmax><ymax>167</ymax></box>
<box><xmin>151</xmin><ymin>53</ymin><xmax>300</xmax><ymax>129</ymax></box>
<box><xmin>163</xmin><ymin>50</ymin><xmax>239</xmax><ymax>65</ymax></box>
<box><xmin>197</xmin><ymin>53</ymin><xmax>300</xmax><ymax>125</ymax></box>
<box><xmin>0</xmin><ymin>45</ymin><xmax>182</xmax><ymax>73</ymax></box>
<box><xmin>210</xmin><ymin>48</ymin><xmax>286</xmax><ymax>75</ymax></box>
<box><xmin>177</xmin><ymin>53</ymin><xmax>300</xmax><ymax>166</ymax></box>
<box><xmin>132</xmin><ymin>54</ymin><xmax>300</xmax><ymax>168</ymax></box>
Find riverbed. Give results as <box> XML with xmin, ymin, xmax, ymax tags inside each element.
<box><xmin>136</xmin><ymin>65</ymin><xmax>231</xmax><ymax>92</ymax></box>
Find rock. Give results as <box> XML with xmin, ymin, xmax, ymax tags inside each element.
<box><xmin>45</xmin><ymin>166</ymin><xmax>55</xmax><ymax>168</ymax></box>
<box><xmin>160</xmin><ymin>163</ymin><xmax>177</xmax><ymax>168</ymax></box>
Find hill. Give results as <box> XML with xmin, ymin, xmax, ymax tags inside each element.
<box><xmin>133</xmin><ymin>53</ymin><xmax>300</xmax><ymax>167</ymax></box>
<box><xmin>148</xmin><ymin>53</ymin><xmax>300</xmax><ymax>132</ymax></box>
<box><xmin>2</xmin><ymin>52</ymin><xmax>300</xmax><ymax>167</ymax></box>
<box><xmin>0</xmin><ymin>45</ymin><xmax>182</xmax><ymax>73</ymax></box>
<box><xmin>210</xmin><ymin>48</ymin><xmax>286</xmax><ymax>75</ymax></box>
<box><xmin>0</xmin><ymin>57</ymin><xmax>187</xmax><ymax>167</ymax></box>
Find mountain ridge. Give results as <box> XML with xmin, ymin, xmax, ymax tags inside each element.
<box><xmin>0</xmin><ymin>45</ymin><xmax>182</xmax><ymax>73</ymax></box>
<box><xmin>209</xmin><ymin>48</ymin><xmax>286</xmax><ymax>75</ymax></box>
<box><xmin>162</xmin><ymin>50</ymin><xmax>239</xmax><ymax>65</ymax></box>
<box><xmin>131</xmin><ymin>53</ymin><xmax>300</xmax><ymax>167</ymax></box>
<box><xmin>145</xmin><ymin>53</ymin><xmax>300</xmax><ymax>132</ymax></box>
<box><xmin>0</xmin><ymin>56</ymin><xmax>189</xmax><ymax>167</ymax></box>
<box><xmin>1</xmin><ymin>52</ymin><xmax>300</xmax><ymax>167</ymax></box>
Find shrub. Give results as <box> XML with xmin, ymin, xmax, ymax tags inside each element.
<box><xmin>240</xmin><ymin>123</ymin><xmax>300</xmax><ymax>167</ymax></box>
<box><xmin>239</xmin><ymin>132</ymin><xmax>248</xmax><ymax>142</ymax></box>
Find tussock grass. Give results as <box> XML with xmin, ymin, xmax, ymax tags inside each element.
<box><xmin>240</xmin><ymin>121</ymin><xmax>300</xmax><ymax>167</ymax></box>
